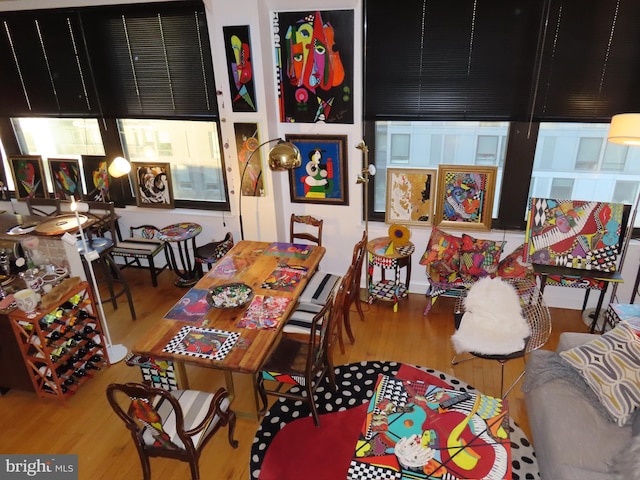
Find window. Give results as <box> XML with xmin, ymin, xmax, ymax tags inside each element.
<box><xmin>118</xmin><ymin>119</ymin><xmax>226</xmax><ymax>204</ymax></box>
<box><xmin>549</xmin><ymin>178</ymin><xmax>574</xmax><ymax>198</ymax></box>
<box><xmin>389</xmin><ymin>134</ymin><xmax>410</xmax><ymax>164</ymax></box>
<box><xmin>575</xmin><ymin>138</ymin><xmax>602</xmax><ymax>171</ymax></box>
<box><xmin>5</xmin><ymin>118</ymin><xmax>104</xmax><ymax>193</ymax></box>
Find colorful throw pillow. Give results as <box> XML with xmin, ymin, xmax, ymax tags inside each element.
<box><xmin>419</xmin><ymin>227</ymin><xmax>462</xmax><ymax>273</ymax></box>
<box><xmin>560</xmin><ymin>323</ymin><xmax>640</xmax><ymax>426</ymax></box>
<box><xmin>496</xmin><ymin>244</ymin><xmax>534</xmax><ymax>279</ymax></box>
<box><xmin>459</xmin><ymin>234</ymin><xmax>504</xmax><ymax>280</ymax></box>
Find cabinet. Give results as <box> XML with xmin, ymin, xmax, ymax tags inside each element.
<box><xmin>8</xmin><ymin>281</ymin><xmax>109</xmax><ymax>400</ymax></box>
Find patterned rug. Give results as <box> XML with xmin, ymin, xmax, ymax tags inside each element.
<box><xmin>250</xmin><ymin>361</ymin><xmax>539</xmax><ymax>479</ymax></box>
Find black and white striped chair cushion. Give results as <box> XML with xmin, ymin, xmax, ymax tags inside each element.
<box><xmin>298</xmin><ymin>272</ymin><xmax>341</xmax><ymax>305</ymax></box>
<box><xmin>142</xmin><ymin>389</ymin><xmax>230</xmax><ymax>450</ymax></box>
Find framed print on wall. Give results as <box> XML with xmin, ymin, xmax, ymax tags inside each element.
<box><xmin>223</xmin><ymin>25</ymin><xmax>257</xmax><ymax>113</ymax></box>
<box><xmin>385</xmin><ymin>168</ymin><xmax>437</xmax><ymax>226</ymax></box>
<box><xmin>286</xmin><ymin>134</ymin><xmax>348</xmax><ymax>205</ymax></box>
<box><xmin>8</xmin><ymin>155</ymin><xmax>48</xmax><ymax>200</ymax></box>
<box><xmin>49</xmin><ymin>158</ymin><xmax>82</xmax><ymax>200</ymax></box>
<box><xmin>81</xmin><ymin>155</ymin><xmax>111</xmax><ymax>202</ymax></box>
<box><xmin>133</xmin><ymin>162</ymin><xmax>174</xmax><ymax>208</ymax></box>
<box><xmin>234</xmin><ymin>123</ymin><xmax>264</xmax><ymax>197</ymax></box>
<box><xmin>434</xmin><ymin>165</ymin><xmax>497</xmax><ymax>231</ymax></box>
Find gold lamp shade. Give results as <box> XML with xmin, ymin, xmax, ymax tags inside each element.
<box><xmin>268</xmin><ymin>141</ymin><xmax>301</xmax><ymax>170</ymax></box>
<box><xmin>608</xmin><ymin>113</ymin><xmax>640</xmax><ymax>146</ymax></box>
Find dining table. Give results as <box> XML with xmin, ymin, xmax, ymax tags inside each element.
<box><xmin>131</xmin><ymin>240</ymin><xmax>325</xmax><ymax>417</ymax></box>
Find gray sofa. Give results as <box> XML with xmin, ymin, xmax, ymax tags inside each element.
<box><xmin>524</xmin><ymin>332</ymin><xmax>635</xmax><ymax>480</ymax></box>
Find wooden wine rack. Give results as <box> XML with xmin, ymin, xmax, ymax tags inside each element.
<box><xmin>8</xmin><ymin>281</ymin><xmax>109</xmax><ymax>400</ymax></box>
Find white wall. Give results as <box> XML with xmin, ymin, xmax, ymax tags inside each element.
<box><xmin>2</xmin><ymin>0</ymin><xmax>639</xmax><ymax>311</ymax></box>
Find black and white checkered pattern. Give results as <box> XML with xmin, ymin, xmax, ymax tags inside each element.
<box><xmin>162</xmin><ymin>326</ymin><xmax>239</xmax><ymax>361</ymax></box>
<box><xmin>347</xmin><ymin>460</ymin><xmax>401</xmax><ymax>480</ymax></box>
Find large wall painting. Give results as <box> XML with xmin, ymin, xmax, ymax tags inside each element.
<box><xmin>525</xmin><ymin>198</ymin><xmax>625</xmax><ymax>272</ymax></box>
<box><xmin>223</xmin><ymin>25</ymin><xmax>257</xmax><ymax>112</ymax></box>
<box><xmin>273</xmin><ymin>10</ymin><xmax>354</xmax><ymax>124</ymax></box>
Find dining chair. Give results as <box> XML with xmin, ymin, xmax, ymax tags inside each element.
<box><xmin>256</xmin><ymin>276</ymin><xmax>345</xmax><ymax>426</ymax></box>
<box><xmin>26</xmin><ymin>198</ymin><xmax>60</xmax><ymax>217</ymax></box>
<box><xmin>106</xmin><ymin>383</ymin><xmax>238</xmax><ymax>480</ymax></box>
<box><xmin>111</xmin><ymin>225</ymin><xmax>170</xmax><ymax>287</ymax></box>
<box><xmin>345</xmin><ymin>231</ymin><xmax>367</xmax><ymax>327</ymax></box>
<box><xmin>194</xmin><ymin>232</ymin><xmax>234</xmax><ymax>275</ymax></box>
<box><xmin>290</xmin><ymin>214</ymin><xmax>323</xmax><ymax>246</ymax></box>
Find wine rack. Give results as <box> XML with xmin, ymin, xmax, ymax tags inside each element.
<box><xmin>8</xmin><ymin>281</ymin><xmax>109</xmax><ymax>400</ymax></box>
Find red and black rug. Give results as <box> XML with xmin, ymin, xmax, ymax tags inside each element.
<box><xmin>250</xmin><ymin>361</ymin><xmax>539</xmax><ymax>480</ymax></box>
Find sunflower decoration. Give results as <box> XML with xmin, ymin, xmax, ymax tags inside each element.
<box><xmin>389</xmin><ymin>224</ymin><xmax>411</xmax><ymax>246</ymax></box>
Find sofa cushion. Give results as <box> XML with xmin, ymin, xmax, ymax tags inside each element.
<box><xmin>459</xmin><ymin>234</ymin><xmax>503</xmax><ymax>279</ymax></box>
<box><xmin>419</xmin><ymin>227</ymin><xmax>462</xmax><ymax>278</ymax></box>
<box><xmin>496</xmin><ymin>243</ymin><xmax>533</xmax><ymax>279</ymax></box>
<box><xmin>560</xmin><ymin>322</ymin><xmax>640</xmax><ymax>426</ymax></box>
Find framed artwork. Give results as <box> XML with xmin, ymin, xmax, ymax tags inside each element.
<box><xmin>385</xmin><ymin>168</ymin><xmax>437</xmax><ymax>226</ymax></box>
<box><xmin>8</xmin><ymin>155</ymin><xmax>48</xmax><ymax>200</ymax></box>
<box><xmin>234</xmin><ymin>123</ymin><xmax>264</xmax><ymax>197</ymax></box>
<box><xmin>49</xmin><ymin>158</ymin><xmax>82</xmax><ymax>200</ymax></box>
<box><xmin>133</xmin><ymin>162</ymin><xmax>174</xmax><ymax>208</ymax></box>
<box><xmin>223</xmin><ymin>25</ymin><xmax>257</xmax><ymax>112</ymax></box>
<box><xmin>434</xmin><ymin>165</ymin><xmax>497</xmax><ymax>231</ymax></box>
<box><xmin>286</xmin><ymin>134</ymin><xmax>348</xmax><ymax>205</ymax></box>
<box><xmin>273</xmin><ymin>10</ymin><xmax>354</xmax><ymax>124</ymax></box>
<box><xmin>81</xmin><ymin>155</ymin><xmax>111</xmax><ymax>202</ymax></box>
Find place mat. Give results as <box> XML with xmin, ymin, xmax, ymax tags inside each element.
<box><xmin>263</xmin><ymin>242</ymin><xmax>314</xmax><ymax>259</ymax></box>
<box><xmin>261</xmin><ymin>264</ymin><xmax>308</xmax><ymax>292</ymax></box>
<box><xmin>236</xmin><ymin>295</ymin><xmax>292</xmax><ymax>330</ymax></box>
<box><xmin>162</xmin><ymin>326</ymin><xmax>239</xmax><ymax>361</ymax></box>
<box><xmin>251</xmin><ymin>361</ymin><xmax>539</xmax><ymax>480</ymax></box>
<box><xmin>164</xmin><ymin>288</ymin><xmax>211</xmax><ymax>325</ymax></box>
<box><xmin>208</xmin><ymin>255</ymin><xmax>256</xmax><ymax>280</ymax></box>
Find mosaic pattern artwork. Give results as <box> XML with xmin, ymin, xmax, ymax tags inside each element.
<box><xmin>525</xmin><ymin>198</ymin><xmax>624</xmax><ymax>272</ymax></box>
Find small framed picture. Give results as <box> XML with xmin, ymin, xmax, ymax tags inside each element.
<box><xmin>133</xmin><ymin>162</ymin><xmax>174</xmax><ymax>208</ymax></box>
<box><xmin>285</xmin><ymin>134</ymin><xmax>348</xmax><ymax>205</ymax></box>
<box><xmin>81</xmin><ymin>155</ymin><xmax>111</xmax><ymax>202</ymax></box>
<box><xmin>434</xmin><ymin>165</ymin><xmax>497</xmax><ymax>231</ymax></box>
<box><xmin>385</xmin><ymin>168</ymin><xmax>437</xmax><ymax>226</ymax></box>
<box><xmin>8</xmin><ymin>155</ymin><xmax>48</xmax><ymax>200</ymax></box>
<box><xmin>49</xmin><ymin>158</ymin><xmax>83</xmax><ymax>200</ymax></box>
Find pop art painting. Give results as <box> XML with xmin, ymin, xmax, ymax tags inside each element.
<box><xmin>223</xmin><ymin>25</ymin><xmax>257</xmax><ymax>112</ymax></box>
<box><xmin>274</xmin><ymin>10</ymin><xmax>354</xmax><ymax>124</ymax></box>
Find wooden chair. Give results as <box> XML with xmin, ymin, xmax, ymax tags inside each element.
<box><xmin>106</xmin><ymin>383</ymin><xmax>238</xmax><ymax>480</ymax></box>
<box><xmin>26</xmin><ymin>198</ymin><xmax>59</xmax><ymax>217</ymax></box>
<box><xmin>111</xmin><ymin>225</ymin><xmax>170</xmax><ymax>287</ymax></box>
<box><xmin>256</xmin><ymin>275</ymin><xmax>348</xmax><ymax>426</ymax></box>
<box><xmin>290</xmin><ymin>214</ymin><xmax>323</xmax><ymax>246</ymax></box>
<box><xmin>194</xmin><ymin>232</ymin><xmax>234</xmax><ymax>274</ymax></box>
<box><xmin>345</xmin><ymin>231</ymin><xmax>367</xmax><ymax>329</ymax></box>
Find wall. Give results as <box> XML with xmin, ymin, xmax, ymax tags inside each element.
<box><xmin>1</xmin><ymin>0</ymin><xmax>639</xmax><ymax>312</ymax></box>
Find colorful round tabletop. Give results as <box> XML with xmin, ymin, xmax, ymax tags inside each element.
<box><xmin>157</xmin><ymin>222</ymin><xmax>202</xmax><ymax>242</ymax></box>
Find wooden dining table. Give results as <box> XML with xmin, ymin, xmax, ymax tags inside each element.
<box><xmin>131</xmin><ymin>240</ymin><xmax>325</xmax><ymax>415</ymax></box>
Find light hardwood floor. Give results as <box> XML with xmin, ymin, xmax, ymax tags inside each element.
<box><xmin>0</xmin><ymin>267</ymin><xmax>589</xmax><ymax>480</ymax></box>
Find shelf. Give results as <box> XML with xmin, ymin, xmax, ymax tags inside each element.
<box><xmin>8</xmin><ymin>281</ymin><xmax>109</xmax><ymax>401</ymax></box>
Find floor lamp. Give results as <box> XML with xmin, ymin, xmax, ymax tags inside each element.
<box><xmin>355</xmin><ymin>140</ymin><xmax>376</xmax><ymax>301</ymax></box>
<box><xmin>70</xmin><ymin>197</ymin><xmax>128</xmax><ymax>363</ymax></box>
<box><xmin>606</xmin><ymin>113</ymin><xmax>640</xmax><ymax>304</ymax></box>
<box><xmin>238</xmin><ymin>138</ymin><xmax>301</xmax><ymax>240</ymax></box>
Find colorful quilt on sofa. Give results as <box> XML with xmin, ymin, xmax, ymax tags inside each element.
<box><xmin>525</xmin><ymin>198</ymin><xmax>624</xmax><ymax>272</ymax></box>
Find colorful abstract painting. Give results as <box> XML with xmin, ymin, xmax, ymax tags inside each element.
<box><xmin>273</xmin><ymin>10</ymin><xmax>354</xmax><ymax>124</ymax></box>
<box><xmin>234</xmin><ymin>123</ymin><xmax>264</xmax><ymax>197</ymax></box>
<box><xmin>8</xmin><ymin>155</ymin><xmax>48</xmax><ymax>200</ymax></box>
<box><xmin>49</xmin><ymin>158</ymin><xmax>82</xmax><ymax>200</ymax></box>
<box><xmin>386</xmin><ymin>168</ymin><xmax>436</xmax><ymax>226</ymax></box>
<box><xmin>525</xmin><ymin>198</ymin><xmax>624</xmax><ymax>272</ymax></box>
<box><xmin>223</xmin><ymin>25</ymin><xmax>257</xmax><ymax>112</ymax></box>
<box><xmin>81</xmin><ymin>155</ymin><xmax>111</xmax><ymax>202</ymax></box>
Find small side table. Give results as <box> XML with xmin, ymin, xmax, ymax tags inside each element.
<box><xmin>367</xmin><ymin>236</ymin><xmax>414</xmax><ymax>312</ymax></box>
<box><xmin>157</xmin><ymin>222</ymin><xmax>202</xmax><ymax>288</ymax></box>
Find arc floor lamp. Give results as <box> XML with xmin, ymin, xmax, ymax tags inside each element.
<box><xmin>238</xmin><ymin>138</ymin><xmax>301</xmax><ymax>240</ymax></box>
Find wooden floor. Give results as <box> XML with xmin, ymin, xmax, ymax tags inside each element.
<box><xmin>0</xmin><ymin>267</ymin><xmax>590</xmax><ymax>480</ymax></box>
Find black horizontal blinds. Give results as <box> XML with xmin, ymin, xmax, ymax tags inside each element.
<box><xmin>532</xmin><ymin>0</ymin><xmax>640</xmax><ymax>121</ymax></box>
<box><xmin>82</xmin><ymin>1</ymin><xmax>216</xmax><ymax>119</ymax></box>
<box><xmin>0</xmin><ymin>11</ymin><xmax>96</xmax><ymax>116</ymax></box>
<box><xmin>364</xmin><ymin>0</ymin><xmax>541</xmax><ymax>121</ymax></box>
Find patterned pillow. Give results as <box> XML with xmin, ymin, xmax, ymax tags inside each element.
<box><xmin>496</xmin><ymin>244</ymin><xmax>534</xmax><ymax>279</ymax></box>
<box><xmin>459</xmin><ymin>234</ymin><xmax>504</xmax><ymax>280</ymax></box>
<box><xmin>560</xmin><ymin>322</ymin><xmax>640</xmax><ymax>426</ymax></box>
<box><xmin>419</xmin><ymin>227</ymin><xmax>462</xmax><ymax>280</ymax></box>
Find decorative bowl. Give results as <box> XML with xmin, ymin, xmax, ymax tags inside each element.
<box><xmin>206</xmin><ymin>283</ymin><xmax>254</xmax><ymax>309</ymax></box>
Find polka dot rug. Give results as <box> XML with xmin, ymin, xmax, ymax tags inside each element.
<box><xmin>250</xmin><ymin>361</ymin><xmax>539</xmax><ymax>479</ymax></box>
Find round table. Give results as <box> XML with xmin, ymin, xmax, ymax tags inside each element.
<box><xmin>157</xmin><ymin>222</ymin><xmax>202</xmax><ymax>287</ymax></box>
<box><xmin>367</xmin><ymin>236</ymin><xmax>415</xmax><ymax>312</ymax></box>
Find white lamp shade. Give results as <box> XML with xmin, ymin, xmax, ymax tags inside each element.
<box><xmin>108</xmin><ymin>156</ymin><xmax>132</xmax><ymax>178</ymax></box>
<box><xmin>608</xmin><ymin>113</ymin><xmax>640</xmax><ymax>146</ymax></box>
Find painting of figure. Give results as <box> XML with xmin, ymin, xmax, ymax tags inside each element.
<box><xmin>224</xmin><ymin>25</ymin><xmax>257</xmax><ymax>112</ymax></box>
<box><xmin>81</xmin><ymin>155</ymin><xmax>111</xmax><ymax>202</ymax></box>
<box><xmin>273</xmin><ymin>10</ymin><xmax>354</xmax><ymax>124</ymax></box>
<box><xmin>50</xmin><ymin>158</ymin><xmax>82</xmax><ymax>200</ymax></box>
<box><xmin>133</xmin><ymin>163</ymin><xmax>174</xmax><ymax>208</ymax></box>
<box><xmin>8</xmin><ymin>155</ymin><xmax>48</xmax><ymax>200</ymax></box>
